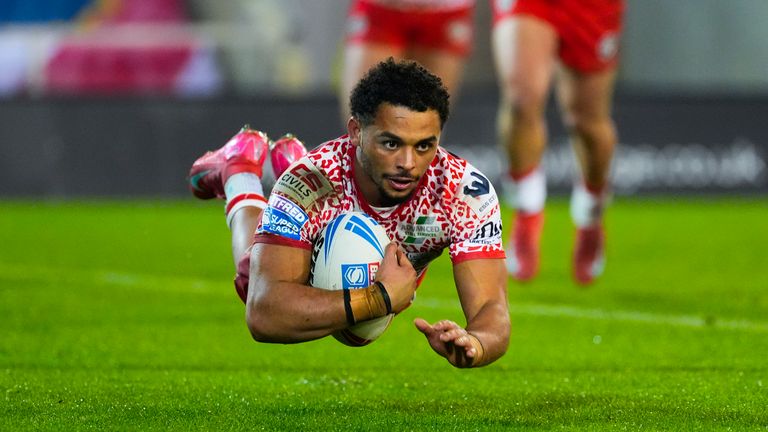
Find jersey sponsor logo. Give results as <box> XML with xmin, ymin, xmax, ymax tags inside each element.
<box><xmin>401</xmin><ymin>215</ymin><xmax>444</xmax><ymax>245</ymax></box>
<box><xmin>260</xmin><ymin>195</ymin><xmax>308</xmax><ymax>240</ymax></box>
<box><xmin>274</xmin><ymin>160</ymin><xmax>332</xmax><ymax>208</ymax></box>
<box><xmin>476</xmin><ymin>193</ymin><xmax>498</xmax><ymax>215</ymax></box>
<box><xmin>469</xmin><ymin>220</ymin><xmax>503</xmax><ymax>245</ymax></box>
<box><xmin>463</xmin><ymin>171</ymin><xmax>490</xmax><ymax>197</ymax></box>
<box><xmin>270</xmin><ymin>194</ymin><xmax>307</xmax><ymax>224</ymax></box>
<box><xmin>458</xmin><ymin>168</ymin><xmax>499</xmax><ymax>216</ymax></box>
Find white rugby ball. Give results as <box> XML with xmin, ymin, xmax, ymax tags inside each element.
<box><xmin>309</xmin><ymin>212</ymin><xmax>394</xmax><ymax>347</ymax></box>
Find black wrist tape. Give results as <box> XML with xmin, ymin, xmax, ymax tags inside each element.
<box><xmin>373</xmin><ymin>281</ymin><xmax>392</xmax><ymax>314</ymax></box>
<box><xmin>343</xmin><ymin>288</ymin><xmax>355</xmax><ymax>325</ymax></box>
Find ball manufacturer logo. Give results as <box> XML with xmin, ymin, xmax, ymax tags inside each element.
<box><xmin>341</xmin><ymin>263</ymin><xmax>372</xmax><ymax>289</ymax></box>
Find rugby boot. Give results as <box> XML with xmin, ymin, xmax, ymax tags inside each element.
<box><xmin>187</xmin><ymin>125</ymin><xmax>269</xmax><ymax>199</ymax></box>
<box><xmin>506</xmin><ymin>211</ymin><xmax>544</xmax><ymax>282</ymax></box>
<box><xmin>270</xmin><ymin>133</ymin><xmax>308</xmax><ymax>178</ymax></box>
<box><xmin>573</xmin><ymin>224</ymin><xmax>605</xmax><ymax>285</ymax></box>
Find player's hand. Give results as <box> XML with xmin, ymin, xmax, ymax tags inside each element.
<box><xmin>375</xmin><ymin>242</ymin><xmax>417</xmax><ymax>314</ymax></box>
<box><xmin>414</xmin><ymin>318</ymin><xmax>484</xmax><ymax>368</ymax></box>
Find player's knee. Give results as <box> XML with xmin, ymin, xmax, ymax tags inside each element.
<box><xmin>500</xmin><ymin>85</ymin><xmax>547</xmax><ymax>123</ymax></box>
<box><xmin>564</xmin><ymin>112</ymin><xmax>615</xmax><ymax>144</ymax></box>
<box><xmin>501</xmin><ymin>72</ymin><xmax>548</xmax><ymax>103</ymax></box>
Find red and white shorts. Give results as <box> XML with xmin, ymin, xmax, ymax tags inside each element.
<box><xmin>346</xmin><ymin>0</ymin><xmax>475</xmax><ymax>57</ymax></box>
<box><xmin>492</xmin><ymin>0</ymin><xmax>625</xmax><ymax>72</ymax></box>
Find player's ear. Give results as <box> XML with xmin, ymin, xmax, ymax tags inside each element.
<box><xmin>347</xmin><ymin>117</ymin><xmax>362</xmax><ymax>147</ymax></box>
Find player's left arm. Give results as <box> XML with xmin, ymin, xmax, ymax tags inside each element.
<box><xmin>415</xmin><ymin>164</ymin><xmax>510</xmax><ymax>367</ymax></box>
<box><xmin>414</xmin><ymin>258</ymin><xmax>509</xmax><ymax>368</ymax></box>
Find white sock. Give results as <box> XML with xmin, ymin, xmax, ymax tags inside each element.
<box><xmin>570</xmin><ymin>182</ymin><xmax>608</xmax><ymax>228</ymax></box>
<box><xmin>224</xmin><ymin>173</ymin><xmax>267</xmax><ymax>229</ymax></box>
<box><xmin>501</xmin><ymin>167</ymin><xmax>546</xmax><ymax>214</ymax></box>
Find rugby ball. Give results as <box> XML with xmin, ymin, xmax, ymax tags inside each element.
<box><xmin>309</xmin><ymin>212</ymin><xmax>394</xmax><ymax>346</ymax></box>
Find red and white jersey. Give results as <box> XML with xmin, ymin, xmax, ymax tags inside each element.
<box><xmin>362</xmin><ymin>0</ymin><xmax>475</xmax><ymax>12</ymax></box>
<box><xmin>254</xmin><ymin>135</ymin><xmax>505</xmax><ymax>275</ymax></box>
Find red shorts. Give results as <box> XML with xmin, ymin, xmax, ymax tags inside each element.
<box><xmin>346</xmin><ymin>0</ymin><xmax>475</xmax><ymax>57</ymax></box>
<box><xmin>234</xmin><ymin>245</ymin><xmax>252</xmax><ymax>304</ymax></box>
<box><xmin>492</xmin><ymin>0</ymin><xmax>625</xmax><ymax>72</ymax></box>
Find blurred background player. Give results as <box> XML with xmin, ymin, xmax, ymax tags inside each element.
<box><xmin>339</xmin><ymin>0</ymin><xmax>476</xmax><ymax>121</ymax></box>
<box><xmin>491</xmin><ymin>0</ymin><xmax>625</xmax><ymax>285</ymax></box>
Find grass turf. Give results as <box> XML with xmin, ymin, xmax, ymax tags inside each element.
<box><xmin>1</xmin><ymin>198</ymin><xmax>766</xmax><ymax>430</ymax></box>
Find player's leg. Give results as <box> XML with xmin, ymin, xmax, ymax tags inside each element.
<box><xmin>409</xmin><ymin>49</ymin><xmax>465</xmax><ymax>105</ymax></box>
<box><xmin>492</xmin><ymin>15</ymin><xmax>558</xmax><ymax>281</ymax></box>
<box><xmin>406</xmin><ymin>6</ymin><xmax>473</xmax><ymax>104</ymax></box>
<box><xmin>340</xmin><ymin>42</ymin><xmax>403</xmax><ymax>122</ymax></box>
<box><xmin>556</xmin><ymin>67</ymin><xmax>617</xmax><ymax>284</ymax></box>
<box><xmin>339</xmin><ymin>1</ymin><xmax>405</xmax><ymax>122</ymax></box>
<box><xmin>188</xmin><ymin>127</ymin><xmax>270</xmax><ymax>267</ymax></box>
<box><xmin>188</xmin><ymin>127</ymin><xmax>307</xmax><ymax>269</ymax></box>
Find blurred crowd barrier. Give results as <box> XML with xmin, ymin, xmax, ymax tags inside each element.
<box><xmin>0</xmin><ymin>0</ymin><xmax>766</xmax><ymax>197</ymax></box>
<box><xmin>0</xmin><ymin>0</ymin><xmax>321</xmax><ymax>97</ymax></box>
<box><xmin>4</xmin><ymin>0</ymin><xmax>768</xmax><ymax>97</ymax></box>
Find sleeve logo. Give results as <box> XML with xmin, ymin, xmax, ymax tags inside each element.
<box><xmin>463</xmin><ymin>171</ymin><xmax>490</xmax><ymax>197</ymax></box>
<box><xmin>458</xmin><ymin>168</ymin><xmax>499</xmax><ymax>217</ymax></box>
<box><xmin>260</xmin><ymin>195</ymin><xmax>309</xmax><ymax>240</ymax></box>
<box><xmin>471</xmin><ymin>220</ymin><xmax>502</xmax><ymax>244</ymax></box>
<box><xmin>274</xmin><ymin>160</ymin><xmax>333</xmax><ymax>208</ymax></box>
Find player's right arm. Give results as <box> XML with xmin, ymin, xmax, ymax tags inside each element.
<box><xmin>245</xmin><ymin>154</ymin><xmax>417</xmax><ymax>343</ymax></box>
<box><xmin>246</xmin><ymin>240</ymin><xmax>416</xmax><ymax>344</ymax></box>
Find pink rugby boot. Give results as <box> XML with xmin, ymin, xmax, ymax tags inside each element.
<box><xmin>269</xmin><ymin>133</ymin><xmax>308</xmax><ymax>178</ymax></box>
<box><xmin>187</xmin><ymin>125</ymin><xmax>269</xmax><ymax>200</ymax></box>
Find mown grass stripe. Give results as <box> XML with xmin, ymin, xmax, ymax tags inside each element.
<box><xmin>418</xmin><ymin>297</ymin><xmax>768</xmax><ymax>333</ymax></box>
<box><xmin>3</xmin><ymin>263</ymin><xmax>765</xmax><ymax>333</ymax></box>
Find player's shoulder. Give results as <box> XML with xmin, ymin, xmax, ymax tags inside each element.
<box><xmin>431</xmin><ymin>147</ymin><xmax>499</xmax><ymax>218</ymax></box>
<box><xmin>271</xmin><ymin>135</ymin><xmax>350</xmax><ymax>210</ymax></box>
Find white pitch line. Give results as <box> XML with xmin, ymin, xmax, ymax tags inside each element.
<box><xmin>417</xmin><ymin>297</ymin><xmax>768</xmax><ymax>333</ymax></box>
<box><xmin>3</xmin><ymin>263</ymin><xmax>767</xmax><ymax>333</ymax></box>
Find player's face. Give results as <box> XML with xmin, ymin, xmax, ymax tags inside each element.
<box><xmin>350</xmin><ymin>103</ymin><xmax>441</xmax><ymax>207</ymax></box>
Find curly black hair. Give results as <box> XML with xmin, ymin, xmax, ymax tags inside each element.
<box><xmin>349</xmin><ymin>58</ymin><xmax>450</xmax><ymax>128</ymax></box>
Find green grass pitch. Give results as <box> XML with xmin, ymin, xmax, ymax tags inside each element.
<box><xmin>1</xmin><ymin>198</ymin><xmax>766</xmax><ymax>430</ymax></box>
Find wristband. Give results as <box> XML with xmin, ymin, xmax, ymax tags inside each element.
<box><xmin>373</xmin><ymin>281</ymin><xmax>392</xmax><ymax>314</ymax></box>
<box><xmin>342</xmin><ymin>288</ymin><xmax>354</xmax><ymax>326</ymax></box>
<box><xmin>347</xmin><ymin>282</ymin><xmax>391</xmax><ymax>324</ymax></box>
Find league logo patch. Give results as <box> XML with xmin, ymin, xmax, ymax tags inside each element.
<box><xmin>260</xmin><ymin>195</ymin><xmax>308</xmax><ymax>240</ymax></box>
